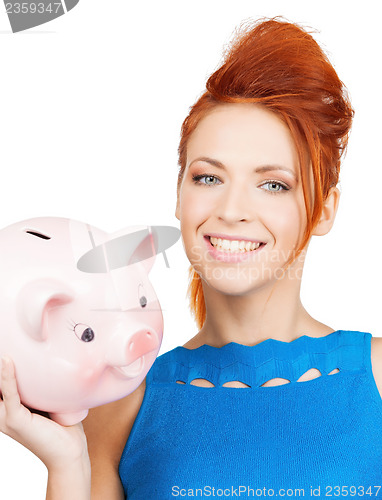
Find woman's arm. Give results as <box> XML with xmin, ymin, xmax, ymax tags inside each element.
<box><xmin>46</xmin><ymin>457</ymin><xmax>91</xmax><ymax>500</ymax></box>
<box><xmin>0</xmin><ymin>357</ymin><xmax>91</xmax><ymax>500</ymax></box>
<box><xmin>82</xmin><ymin>378</ymin><xmax>146</xmax><ymax>500</ymax></box>
<box><xmin>1</xmin><ymin>356</ymin><xmax>146</xmax><ymax>499</ymax></box>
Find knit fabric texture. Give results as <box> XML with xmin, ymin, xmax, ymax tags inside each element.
<box><xmin>119</xmin><ymin>330</ymin><xmax>382</xmax><ymax>498</ymax></box>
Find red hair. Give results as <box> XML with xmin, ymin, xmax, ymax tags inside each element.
<box><xmin>177</xmin><ymin>18</ymin><xmax>354</xmax><ymax>329</ymax></box>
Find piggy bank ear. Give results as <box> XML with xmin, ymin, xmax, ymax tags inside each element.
<box><xmin>126</xmin><ymin>228</ymin><xmax>156</xmax><ymax>274</ymax></box>
<box><xmin>123</xmin><ymin>226</ymin><xmax>180</xmax><ymax>273</ymax></box>
<box><xmin>17</xmin><ymin>280</ymin><xmax>74</xmax><ymax>342</ymax></box>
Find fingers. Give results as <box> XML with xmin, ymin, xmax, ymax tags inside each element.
<box><xmin>1</xmin><ymin>356</ymin><xmax>20</xmax><ymax>404</ymax></box>
<box><xmin>0</xmin><ymin>356</ymin><xmax>25</xmax><ymax>430</ymax></box>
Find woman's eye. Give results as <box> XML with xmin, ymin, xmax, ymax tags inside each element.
<box><xmin>260</xmin><ymin>181</ymin><xmax>290</xmax><ymax>193</ymax></box>
<box><xmin>192</xmin><ymin>174</ymin><xmax>221</xmax><ymax>186</ymax></box>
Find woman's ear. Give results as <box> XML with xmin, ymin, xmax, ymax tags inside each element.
<box><xmin>312</xmin><ymin>186</ymin><xmax>341</xmax><ymax>236</ymax></box>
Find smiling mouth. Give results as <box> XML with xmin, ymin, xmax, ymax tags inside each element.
<box><xmin>207</xmin><ymin>236</ymin><xmax>266</xmax><ymax>253</ymax></box>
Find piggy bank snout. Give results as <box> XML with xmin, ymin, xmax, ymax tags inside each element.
<box><xmin>125</xmin><ymin>329</ymin><xmax>159</xmax><ymax>365</ymax></box>
<box><xmin>106</xmin><ymin>328</ymin><xmax>160</xmax><ymax>377</ymax></box>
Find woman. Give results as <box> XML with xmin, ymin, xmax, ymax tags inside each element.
<box><xmin>1</xmin><ymin>17</ymin><xmax>382</xmax><ymax>499</ymax></box>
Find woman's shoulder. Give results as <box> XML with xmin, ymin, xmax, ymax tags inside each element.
<box><xmin>371</xmin><ymin>335</ymin><xmax>382</xmax><ymax>399</ymax></box>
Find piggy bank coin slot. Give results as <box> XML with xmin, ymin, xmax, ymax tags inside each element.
<box><xmin>25</xmin><ymin>230</ymin><xmax>51</xmax><ymax>240</ymax></box>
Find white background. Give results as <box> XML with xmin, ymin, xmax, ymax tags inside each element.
<box><xmin>0</xmin><ymin>1</ymin><xmax>381</xmax><ymax>497</ymax></box>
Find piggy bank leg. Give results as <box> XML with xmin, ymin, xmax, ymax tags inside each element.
<box><xmin>49</xmin><ymin>409</ymin><xmax>89</xmax><ymax>426</ymax></box>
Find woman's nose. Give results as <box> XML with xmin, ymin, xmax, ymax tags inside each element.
<box><xmin>215</xmin><ymin>183</ymin><xmax>252</xmax><ymax>223</ymax></box>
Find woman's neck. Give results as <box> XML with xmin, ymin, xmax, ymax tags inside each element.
<box><xmin>187</xmin><ymin>275</ymin><xmax>334</xmax><ymax>349</ymax></box>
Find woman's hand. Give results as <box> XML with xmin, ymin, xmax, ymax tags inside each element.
<box><xmin>0</xmin><ymin>356</ymin><xmax>91</xmax><ymax>499</ymax></box>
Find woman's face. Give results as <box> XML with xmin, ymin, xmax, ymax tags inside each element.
<box><xmin>175</xmin><ymin>103</ymin><xmax>310</xmax><ymax>296</ymax></box>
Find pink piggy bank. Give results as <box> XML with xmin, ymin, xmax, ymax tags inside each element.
<box><xmin>0</xmin><ymin>217</ymin><xmax>179</xmax><ymax>425</ymax></box>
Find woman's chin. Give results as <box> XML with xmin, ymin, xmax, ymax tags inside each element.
<box><xmin>199</xmin><ymin>274</ymin><xmax>268</xmax><ymax>297</ymax></box>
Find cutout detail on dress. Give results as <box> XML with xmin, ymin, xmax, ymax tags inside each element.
<box><xmin>260</xmin><ymin>377</ymin><xmax>290</xmax><ymax>387</ymax></box>
<box><xmin>190</xmin><ymin>378</ymin><xmax>214</xmax><ymax>387</ymax></box>
<box><xmin>222</xmin><ymin>380</ymin><xmax>251</xmax><ymax>388</ymax></box>
<box><xmin>175</xmin><ymin>368</ymin><xmax>342</xmax><ymax>387</ymax></box>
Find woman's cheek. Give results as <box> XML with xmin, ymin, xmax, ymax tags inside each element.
<box><xmin>183</xmin><ymin>187</ymin><xmax>217</xmax><ymax>222</ymax></box>
<box><xmin>273</xmin><ymin>199</ymin><xmax>305</xmax><ymax>246</ymax></box>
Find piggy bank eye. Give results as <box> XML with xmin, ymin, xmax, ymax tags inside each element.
<box><xmin>74</xmin><ymin>324</ymin><xmax>95</xmax><ymax>342</ymax></box>
<box><xmin>138</xmin><ymin>284</ymin><xmax>147</xmax><ymax>308</ymax></box>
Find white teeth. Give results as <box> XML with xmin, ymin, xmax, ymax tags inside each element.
<box><xmin>230</xmin><ymin>240</ymin><xmax>239</xmax><ymax>252</ymax></box>
<box><xmin>222</xmin><ymin>239</ymin><xmax>230</xmax><ymax>251</ymax></box>
<box><xmin>209</xmin><ymin>237</ymin><xmax>263</xmax><ymax>253</ymax></box>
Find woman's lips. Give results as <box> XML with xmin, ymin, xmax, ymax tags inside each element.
<box><xmin>203</xmin><ymin>235</ymin><xmax>266</xmax><ymax>263</ymax></box>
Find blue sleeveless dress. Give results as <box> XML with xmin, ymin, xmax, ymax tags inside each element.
<box><xmin>119</xmin><ymin>330</ymin><xmax>382</xmax><ymax>498</ymax></box>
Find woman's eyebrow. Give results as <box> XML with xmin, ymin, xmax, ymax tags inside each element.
<box><xmin>255</xmin><ymin>165</ymin><xmax>298</xmax><ymax>181</ymax></box>
<box><xmin>189</xmin><ymin>157</ymin><xmax>298</xmax><ymax>181</ymax></box>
